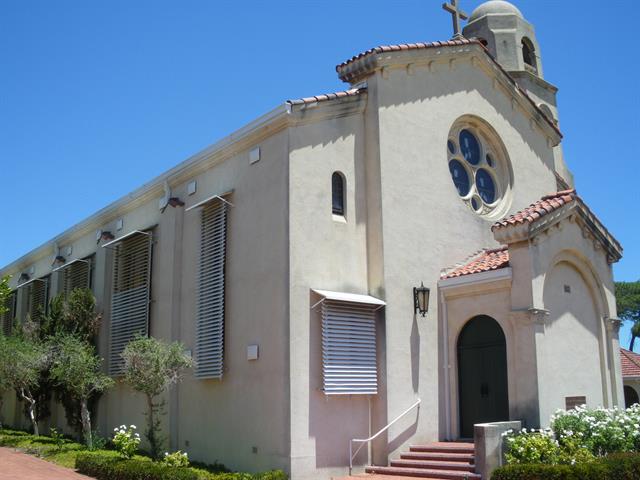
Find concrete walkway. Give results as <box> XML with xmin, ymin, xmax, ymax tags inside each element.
<box><xmin>0</xmin><ymin>447</ymin><xmax>93</xmax><ymax>480</ymax></box>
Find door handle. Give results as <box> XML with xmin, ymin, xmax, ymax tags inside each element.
<box><xmin>481</xmin><ymin>382</ymin><xmax>489</xmax><ymax>397</ymax></box>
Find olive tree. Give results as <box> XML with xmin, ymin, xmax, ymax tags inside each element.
<box><xmin>49</xmin><ymin>334</ymin><xmax>113</xmax><ymax>449</ymax></box>
<box><xmin>0</xmin><ymin>336</ymin><xmax>48</xmax><ymax>435</ymax></box>
<box><xmin>122</xmin><ymin>335</ymin><xmax>193</xmax><ymax>459</ymax></box>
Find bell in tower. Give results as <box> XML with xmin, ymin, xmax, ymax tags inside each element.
<box><xmin>463</xmin><ymin>1</ymin><xmax>543</xmax><ymax>77</ymax></box>
<box><xmin>462</xmin><ymin>1</ymin><xmax>572</xmax><ymax>188</ymax></box>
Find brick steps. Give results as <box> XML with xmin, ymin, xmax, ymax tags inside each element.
<box><xmin>364</xmin><ymin>442</ymin><xmax>480</xmax><ymax>480</ymax></box>
<box><xmin>365</xmin><ymin>466</ymin><xmax>481</xmax><ymax>479</ymax></box>
<box><xmin>390</xmin><ymin>460</ymin><xmax>475</xmax><ymax>472</ymax></box>
<box><xmin>400</xmin><ymin>452</ymin><xmax>474</xmax><ymax>463</ymax></box>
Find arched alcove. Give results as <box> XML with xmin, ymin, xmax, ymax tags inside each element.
<box><xmin>624</xmin><ymin>385</ymin><xmax>639</xmax><ymax>408</ymax></box>
<box><xmin>457</xmin><ymin>315</ymin><xmax>509</xmax><ymax>438</ymax></box>
<box><xmin>522</xmin><ymin>37</ymin><xmax>537</xmax><ymax>73</ymax></box>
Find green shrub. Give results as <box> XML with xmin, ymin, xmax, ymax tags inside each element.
<box><xmin>76</xmin><ymin>452</ymin><xmax>199</xmax><ymax>480</ymax></box>
<box><xmin>492</xmin><ymin>452</ymin><xmax>640</xmax><ymax>480</ymax></box>
<box><xmin>504</xmin><ymin>429</ymin><xmax>560</xmax><ymax>465</ymax></box>
<box><xmin>163</xmin><ymin>450</ymin><xmax>190</xmax><ymax>468</ymax></box>
<box><xmin>76</xmin><ymin>451</ymin><xmax>289</xmax><ymax>480</ymax></box>
<box><xmin>112</xmin><ymin>425</ymin><xmax>140</xmax><ymax>459</ymax></box>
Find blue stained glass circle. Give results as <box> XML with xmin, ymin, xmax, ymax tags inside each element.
<box><xmin>476</xmin><ymin>168</ymin><xmax>496</xmax><ymax>204</ymax></box>
<box><xmin>459</xmin><ymin>129</ymin><xmax>481</xmax><ymax>165</ymax></box>
<box><xmin>447</xmin><ymin>140</ymin><xmax>456</xmax><ymax>154</ymax></box>
<box><xmin>471</xmin><ymin>196</ymin><xmax>480</xmax><ymax>211</ymax></box>
<box><xmin>449</xmin><ymin>160</ymin><xmax>470</xmax><ymax>197</ymax></box>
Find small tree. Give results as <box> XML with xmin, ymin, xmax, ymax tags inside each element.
<box><xmin>41</xmin><ymin>289</ymin><xmax>101</xmax><ymax>342</ymax></box>
<box><xmin>0</xmin><ymin>336</ymin><xmax>9</xmax><ymax>426</ymax></box>
<box><xmin>49</xmin><ymin>334</ymin><xmax>114</xmax><ymax>449</ymax></box>
<box><xmin>122</xmin><ymin>336</ymin><xmax>193</xmax><ymax>459</ymax></box>
<box><xmin>0</xmin><ymin>275</ymin><xmax>10</xmax><ymax>317</ymax></box>
<box><xmin>0</xmin><ymin>336</ymin><xmax>48</xmax><ymax>435</ymax></box>
<box><xmin>616</xmin><ymin>281</ymin><xmax>640</xmax><ymax>351</ymax></box>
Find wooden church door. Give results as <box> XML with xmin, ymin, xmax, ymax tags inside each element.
<box><xmin>457</xmin><ymin>315</ymin><xmax>509</xmax><ymax>438</ymax></box>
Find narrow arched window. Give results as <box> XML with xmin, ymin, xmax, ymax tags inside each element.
<box><xmin>331</xmin><ymin>172</ymin><xmax>345</xmax><ymax>216</ymax></box>
<box><xmin>522</xmin><ymin>38</ymin><xmax>537</xmax><ymax>73</ymax></box>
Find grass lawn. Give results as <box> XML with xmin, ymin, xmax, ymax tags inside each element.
<box><xmin>0</xmin><ymin>428</ymin><xmax>87</xmax><ymax>468</ymax></box>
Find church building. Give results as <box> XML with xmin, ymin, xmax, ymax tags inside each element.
<box><xmin>0</xmin><ymin>2</ymin><xmax>625</xmax><ymax>479</ymax></box>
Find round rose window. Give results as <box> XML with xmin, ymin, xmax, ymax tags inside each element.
<box><xmin>447</xmin><ymin>120</ymin><xmax>512</xmax><ymax>218</ymax></box>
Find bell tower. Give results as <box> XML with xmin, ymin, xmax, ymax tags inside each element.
<box><xmin>463</xmin><ymin>1</ymin><xmax>572</xmax><ymax>187</ymax></box>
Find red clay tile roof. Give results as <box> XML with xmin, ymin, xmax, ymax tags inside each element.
<box><xmin>336</xmin><ymin>38</ymin><xmax>476</xmax><ymax>71</ymax></box>
<box><xmin>287</xmin><ymin>87</ymin><xmax>366</xmax><ymax>106</ymax></box>
<box><xmin>443</xmin><ymin>246</ymin><xmax>510</xmax><ymax>279</ymax></box>
<box><xmin>621</xmin><ymin>348</ymin><xmax>640</xmax><ymax>378</ymax></box>
<box><xmin>492</xmin><ymin>189</ymin><xmax>576</xmax><ymax>231</ymax></box>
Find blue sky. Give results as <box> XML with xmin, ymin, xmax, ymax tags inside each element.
<box><xmin>1</xmin><ymin>1</ymin><xmax>638</xmax><ymax>348</ymax></box>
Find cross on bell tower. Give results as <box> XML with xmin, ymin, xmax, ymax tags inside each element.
<box><xmin>442</xmin><ymin>0</ymin><xmax>468</xmax><ymax>39</ymax></box>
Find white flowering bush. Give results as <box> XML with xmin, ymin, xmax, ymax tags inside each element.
<box><xmin>112</xmin><ymin>425</ymin><xmax>140</xmax><ymax>459</ymax></box>
<box><xmin>503</xmin><ymin>428</ymin><xmax>560</xmax><ymax>464</ymax></box>
<box><xmin>163</xmin><ymin>450</ymin><xmax>189</xmax><ymax>467</ymax></box>
<box><xmin>503</xmin><ymin>405</ymin><xmax>640</xmax><ymax>465</ymax></box>
<box><xmin>551</xmin><ymin>404</ymin><xmax>640</xmax><ymax>456</ymax></box>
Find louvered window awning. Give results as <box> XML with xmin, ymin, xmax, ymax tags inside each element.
<box><xmin>54</xmin><ymin>258</ymin><xmax>93</xmax><ymax>296</ymax></box>
<box><xmin>107</xmin><ymin>230</ymin><xmax>153</xmax><ymax>375</ymax></box>
<box><xmin>313</xmin><ymin>289</ymin><xmax>385</xmax><ymax>396</ymax></box>
<box><xmin>1</xmin><ymin>291</ymin><xmax>16</xmax><ymax>336</ymax></box>
<box><xmin>21</xmin><ymin>277</ymin><xmax>50</xmax><ymax>323</ymax></box>
<box><xmin>194</xmin><ymin>198</ymin><xmax>228</xmax><ymax>379</ymax></box>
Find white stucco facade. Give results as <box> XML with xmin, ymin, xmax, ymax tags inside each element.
<box><xmin>0</xmin><ymin>2</ymin><xmax>625</xmax><ymax>479</ymax></box>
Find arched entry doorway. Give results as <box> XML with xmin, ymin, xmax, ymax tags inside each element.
<box><xmin>458</xmin><ymin>315</ymin><xmax>509</xmax><ymax>438</ymax></box>
<box><xmin>624</xmin><ymin>385</ymin><xmax>639</xmax><ymax>408</ymax></box>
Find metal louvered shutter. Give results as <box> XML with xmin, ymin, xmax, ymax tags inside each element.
<box><xmin>109</xmin><ymin>232</ymin><xmax>153</xmax><ymax>375</ymax></box>
<box><xmin>63</xmin><ymin>258</ymin><xmax>92</xmax><ymax>295</ymax></box>
<box><xmin>322</xmin><ymin>300</ymin><xmax>378</xmax><ymax>395</ymax></box>
<box><xmin>27</xmin><ymin>277</ymin><xmax>49</xmax><ymax>323</ymax></box>
<box><xmin>1</xmin><ymin>291</ymin><xmax>16</xmax><ymax>336</ymax></box>
<box><xmin>195</xmin><ymin>200</ymin><xmax>228</xmax><ymax>379</ymax></box>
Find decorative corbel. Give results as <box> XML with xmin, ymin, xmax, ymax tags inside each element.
<box><xmin>605</xmin><ymin>316</ymin><xmax>622</xmax><ymax>335</ymax></box>
<box><xmin>527</xmin><ymin>307</ymin><xmax>550</xmax><ymax>326</ymax></box>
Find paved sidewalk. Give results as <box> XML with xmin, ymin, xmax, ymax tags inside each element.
<box><xmin>0</xmin><ymin>447</ymin><xmax>93</xmax><ymax>480</ymax></box>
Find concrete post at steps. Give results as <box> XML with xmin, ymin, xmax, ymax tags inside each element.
<box><xmin>474</xmin><ymin>421</ymin><xmax>522</xmax><ymax>480</ymax></box>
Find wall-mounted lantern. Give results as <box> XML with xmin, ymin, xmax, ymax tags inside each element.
<box><xmin>414</xmin><ymin>282</ymin><xmax>430</xmax><ymax>317</ymax></box>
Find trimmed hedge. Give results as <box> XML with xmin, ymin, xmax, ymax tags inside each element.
<box><xmin>492</xmin><ymin>453</ymin><xmax>640</xmax><ymax>480</ymax></box>
<box><xmin>76</xmin><ymin>452</ymin><xmax>288</xmax><ymax>480</ymax></box>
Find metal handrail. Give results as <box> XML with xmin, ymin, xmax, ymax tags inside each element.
<box><xmin>348</xmin><ymin>398</ymin><xmax>421</xmax><ymax>474</ymax></box>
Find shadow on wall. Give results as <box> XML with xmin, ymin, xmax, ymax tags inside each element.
<box><xmin>411</xmin><ymin>315</ymin><xmax>420</xmax><ymax>393</ymax></box>
<box><xmin>376</xmin><ymin>60</ymin><xmax>555</xmax><ymax>173</ymax></box>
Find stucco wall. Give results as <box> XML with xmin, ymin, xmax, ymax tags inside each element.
<box><xmin>371</xmin><ymin>52</ymin><xmax>558</xmax><ymax>455</ymax></box>
<box><xmin>287</xmin><ymin>109</ymin><xmax>373</xmax><ymax>480</ymax></box>
<box><xmin>0</xmin><ymin>128</ymin><xmax>291</xmax><ymax>473</ymax></box>
<box><xmin>529</xmin><ymin>219</ymin><xmax>623</xmax><ymax>422</ymax></box>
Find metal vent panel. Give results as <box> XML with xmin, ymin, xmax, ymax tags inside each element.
<box><xmin>321</xmin><ymin>300</ymin><xmax>378</xmax><ymax>395</ymax></box>
<box><xmin>195</xmin><ymin>201</ymin><xmax>227</xmax><ymax>379</ymax></box>
<box><xmin>26</xmin><ymin>277</ymin><xmax>49</xmax><ymax>324</ymax></box>
<box><xmin>62</xmin><ymin>258</ymin><xmax>92</xmax><ymax>296</ymax></box>
<box><xmin>109</xmin><ymin>232</ymin><xmax>152</xmax><ymax>375</ymax></box>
